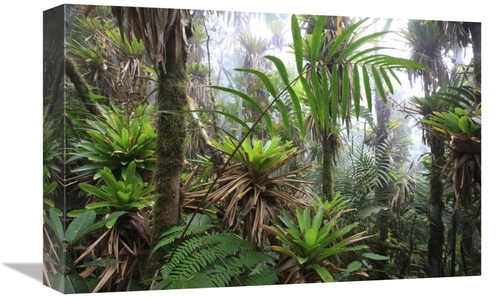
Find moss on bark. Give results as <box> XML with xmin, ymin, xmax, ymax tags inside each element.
<box><xmin>152</xmin><ymin>72</ymin><xmax>187</xmax><ymax>238</ymax></box>
<box><xmin>321</xmin><ymin>135</ymin><xmax>334</xmax><ymax>202</ymax></box>
<box><xmin>427</xmin><ymin>134</ymin><xmax>446</xmax><ymax>277</ymax></box>
<box><xmin>144</xmin><ymin>30</ymin><xmax>189</xmax><ymax>283</ymax></box>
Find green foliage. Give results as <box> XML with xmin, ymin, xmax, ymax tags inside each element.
<box><xmin>71</xmin><ymin>161</ymin><xmax>155</xmax><ymax>216</ymax></box>
<box><xmin>67</xmin><ymin>38</ymin><xmax>111</xmax><ymax>73</ymax></box>
<box><xmin>43</xmin><ymin>207</ymin><xmax>129</xmax><ymax>292</ymax></box>
<box><xmin>43</xmin><ymin>166</ymin><xmax>61</xmax><ymax>216</ymax></box>
<box><xmin>43</xmin><ymin>111</ymin><xmax>60</xmax><ymax>174</ymax></box>
<box><xmin>209</xmin><ymin>85</ymin><xmax>277</xmax><ymax>137</ymax></box>
<box><xmin>105</xmin><ymin>27</ymin><xmax>145</xmax><ymax>57</ymax></box>
<box><xmin>312</xmin><ymin>191</ymin><xmax>352</xmax><ymax>220</ymax></box>
<box><xmin>290</xmin><ymin>15</ymin><xmax>426</xmax><ymax>132</ymax></box>
<box><xmin>71</xmin><ymin>101</ymin><xmax>156</xmax><ymax>180</ymax></box>
<box><xmin>422</xmin><ymin>107</ymin><xmax>481</xmax><ymax>138</ymax></box>
<box><xmin>219</xmin><ymin>15</ymin><xmax>426</xmax><ymax>146</ymax></box>
<box><xmin>47</xmin><ymin>273</ymin><xmax>90</xmax><ymax>294</ymax></box>
<box><xmin>213</xmin><ymin>135</ymin><xmax>296</xmax><ymax>178</ymax></box>
<box><xmin>44</xmin><ymin>208</ymin><xmax>127</xmax><ymax>246</ymax></box>
<box><xmin>262</xmin><ymin>203</ymin><xmax>371</xmax><ymax>283</ymax></box>
<box><xmin>200</xmin><ymin>135</ymin><xmax>311</xmax><ymax>245</ymax></box>
<box><xmin>401</xmin><ymin>20</ymin><xmax>451</xmax><ymax>93</ymax></box>
<box><xmin>151</xmin><ymin>223</ymin><xmax>279</xmax><ymax>289</ymax></box>
<box><xmin>187</xmin><ymin>62</ymin><xmax>210</xmax><ymax>78</ymax></box>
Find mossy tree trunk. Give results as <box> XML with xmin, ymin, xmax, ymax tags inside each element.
<box><xmin>427</xmin><ymin>133</ymin><xmax>446</xmax><ymax>277</ymax></box>
<box><xmin>145</xmin><ymin>29</ymin><xmax>189</xmax><ymax>281</ymax></box>
<box><xmin>321</xmin><ymin>135</ymin><xmax>335</xmax><ymax>202</ymax></box>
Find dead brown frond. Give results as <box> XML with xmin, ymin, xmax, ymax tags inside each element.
<box><xmin>111</xmin><ymin>7</ymin><xmax>190</xmax><ymax>74</ymax></box>
<box><xmin>441</xmin><ymin>134</ymin><xmax>481</xmax><ymax>212</ymax></box>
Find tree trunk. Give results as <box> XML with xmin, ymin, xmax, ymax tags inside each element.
<box><xmin>321</xmin><ymin>134</ymin><xmax>335</xmax><ymax>201</ymax></box>
<box><xmin>427</xmin><ymin>134</ymin><xmax>446</xmax><ymax>277</ymax></box>
<box><xmin>145</xmin><ymin>30</ymin><xmax>189</xmax><ymax>281</ymax></box>
<box><xmin>467</xmin><ymin>22</ymin><xmax>481</xmax><ymax>89</ymax></box>
<box><xmin>65</xmin><ymin>56</ymin><xmax>99</xmax><ymax>115</ymax></box>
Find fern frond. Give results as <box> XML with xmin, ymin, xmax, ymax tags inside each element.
<box><xmin>239</xmin><ymin>251</ymin><xmax>274</xmax><ymax>269</ymax></box>
<box><xmin>240</xmin><ymin>267</ymin><xmax>280</xmax><ymax>286</ymax></box>
<box><xmin>154</xmin><ymin>224</ymin><xmax>279</xmax><ymax>289</ymax></box>
<box><xmin>151</xmin><ymin>224</ymin><xmax>214</xmax><ymax>254</ymax></box>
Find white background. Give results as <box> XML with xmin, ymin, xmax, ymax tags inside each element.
<box><xmin>1</xmin><ymin>0</ymin><xmax>495</xmax><ymax>297</ymax></box>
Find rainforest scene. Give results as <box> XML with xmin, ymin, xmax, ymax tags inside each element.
<box><xmin>42</xmin><ymin>4</ymin><xmax>481</xmax><ymax>294</ymax></box>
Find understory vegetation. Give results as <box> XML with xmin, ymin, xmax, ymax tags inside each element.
<box><xmin>42</xmin><ymin>5</ymin><xmax>481</xmax><ymax>293</ymax></box>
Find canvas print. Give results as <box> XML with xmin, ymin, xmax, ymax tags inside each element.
<box><xmin>42</xmin><ymin>4</ymin><xmax>481</xmax><ymax>294</ymax></box>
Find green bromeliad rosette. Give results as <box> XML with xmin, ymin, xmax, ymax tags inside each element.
<box><xmin>69</xmin><ymin>161</ymin><xmax>155</xmax><ymax>218</ymax></box>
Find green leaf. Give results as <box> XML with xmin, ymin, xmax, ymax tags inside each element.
<box><xmin>304</xmin><ymin>228</ymin><xmax>318</xmax><ymax>248</ymax></box>
<box><xmin>311</xmin><ymin>69</ymin><xmax>324</xmax><ymax>130</ymax></box>
<box><xmin>43</xmin><ymin>253</ymin><xmax>58</xmax><ymax>265</ymax></box>
<box><xmin>372</xmin><ymin>66</ymin><xmax>387</xmax><ymax>103</ymax></box>
<box><xmin>105</xmin><ymin>216</ymin><xmax>120</xmax><ymax>228</ymax></box>
<box><xmin>235</xmin><ymin>68</ymin><xmax>277</xmax><ymax>98</ymax></box>
<box><xmin>458</xmin><ymin>115</ymin><xmax>474</xmax><ymax>136</ymax></box>
<box><xmin>301</xmin><ymin>76</ymin><xmax>319</xmax><ymax>132</ymax></box>
<box><xmin>117</xmin><ymin>191</ymin><xmax>131</xmax><ymax>204</ymax></box>
<box><xmin>79</xmin><ymin>182</ymin><xmax>116</xmax><ymax>203</ymax></box>
<box><xmin>297</xmin><ymin>255</ymin><xmax>309</xmax><ymax>265</ymax></box>
<box><xmin>43</xmin><ymin>198</ymin><xmax>54</xmax><ymax>208</ymax></box>
<box><xmin>191</xmin><ymin>108</ymin><xmax>251</xmax><ymax>132</ymax></box>
<box><xmin>334</xmin><ymin>272</ymin><xmax>350</xmax><ymax>282</ymax></box>
<box><xmin>362</xmin><ymin>65</ymin><xmax>372</xmax><ymax>112</ymax></box>
<box><xmin>65</xmin><ymin>210</ymin><xmax>96</xmax><ymax>245</ymax></box>
<box><xmin>346</xmin><ymin>261</ymin><xmax>362</xmax><ymax>273</ymax></box>
<box><xmin>66</xmin><ymin>209</ymin><xmax>88</xmax><ymax>217</ymax></box>
<box><xmin>63</xmin><ymin>274</ymin><xmax>90</xmax><ymax>294</ymax></box>
<box><xmin>72</xmin><ymin>163</ymin><xmax>109</xmax><ymax>173</ymax></box>
<box><xmin>353</xmin><ymin>65</ymin><xmax>361</xmax><ymax>118</ymax></box>
<box><xmin>43</xmin><ymin>181</ymin><xmax>57</xmax><ymax>198</ymax></box>
<box><xmin>362</xmin><ymin>252</ymin><xmax>390</xmax><ymax>260</ymax></box>
<box><xmin>331</xmin><ymin>64</ymin><xmax>339</xmax><ymax>125</ymax></box>
<box><xmin>341</xmin><ymin>65</ymin><xmax>350</xmax><ymax>122</ymax></box>
<box><xmin>210</xmin><ymin>85</ymin><xmax>274</xmax><ymax>136</ymax></box>
<box><xmin>275</xmin><ymin>99</ymin><xmax>291</xmax><ymax>138</ymax></box>
<box><xmin>348</xmin><ymin>46</ymin><xmax>394</xmax><ymax>62</ymax></box>
<box><xmin>80</xmin><ymin>93</ymin><xmax>107</xmax><ymax>100</ymax></box>
<box><xmin>48</xmin><ymin>207</ymin><xmax>64</xmax><ymax>243</ymax></box>
<box><xmin>320</xmin><ymin>65</ymin><xmax>330</xmax><ymax>132</ymax></box>
<box><xmin>81</xmin><ymin>211</ymin><xmax>128</xmax><ymax>234</ymax></box>
<box><xmin>100</xmin><ymin>168</ymin><xmax>117</xmax><ymax>190</ymax></box>
<box><xmin>186</xmin><ymin>213</ymin><xmax>213</xmax><ymax>226</ymax></box>
<box><xmin>266</xmin><ymin>55</ymin><xmax>306</xmax><ymax>138</ymax></box>
<box><xmin>310</xmin><ymin>264</ymin><xmax>334</xmax><ymax>282</ymax></box>
<box><xmin>379</xmin><ymin>67</ymin><xmax>394</xmax><ymax>95</ymax></box>
<box><xmin>309</xmin><ymin>16</ymin><xmax>327</xmax><ymax>64</ymax></box>
<box><xmin>295</xmin><ymin>207</ymin><xmax>307</xmax><ymax>233</ymax></box>
<box><xmin>279</xmin><ymin>210</ymin><xmax>301</xmax><ymax>239</ymax></box>
<box><xmin>337</xmin><ymin>28</ymin><xmax>386</xmax><ymax>61</ymax></box>
<box><xmin>85</xmin><ymin>201</ymin><xmax>121</xmax><ymax>210</ymax></box>
<box><xmin>325</xmin><ymin>18</ymin><xmax>368</xmax><ymax>62</ymax></box>
<box><xmin>292</xmin><ymin>15</ymin><xmax>304</xmax><ymax>74</ymax></box>
<box><xmin>311</xmin><ymin>207</ymin><xmax>324</xmax><ymax>234</ymax></box>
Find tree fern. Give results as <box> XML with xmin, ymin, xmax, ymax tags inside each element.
<box><xmin>152</xmin><ymin>224</ymin><xmax>279</xmax><ymax>289</ymax></box>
